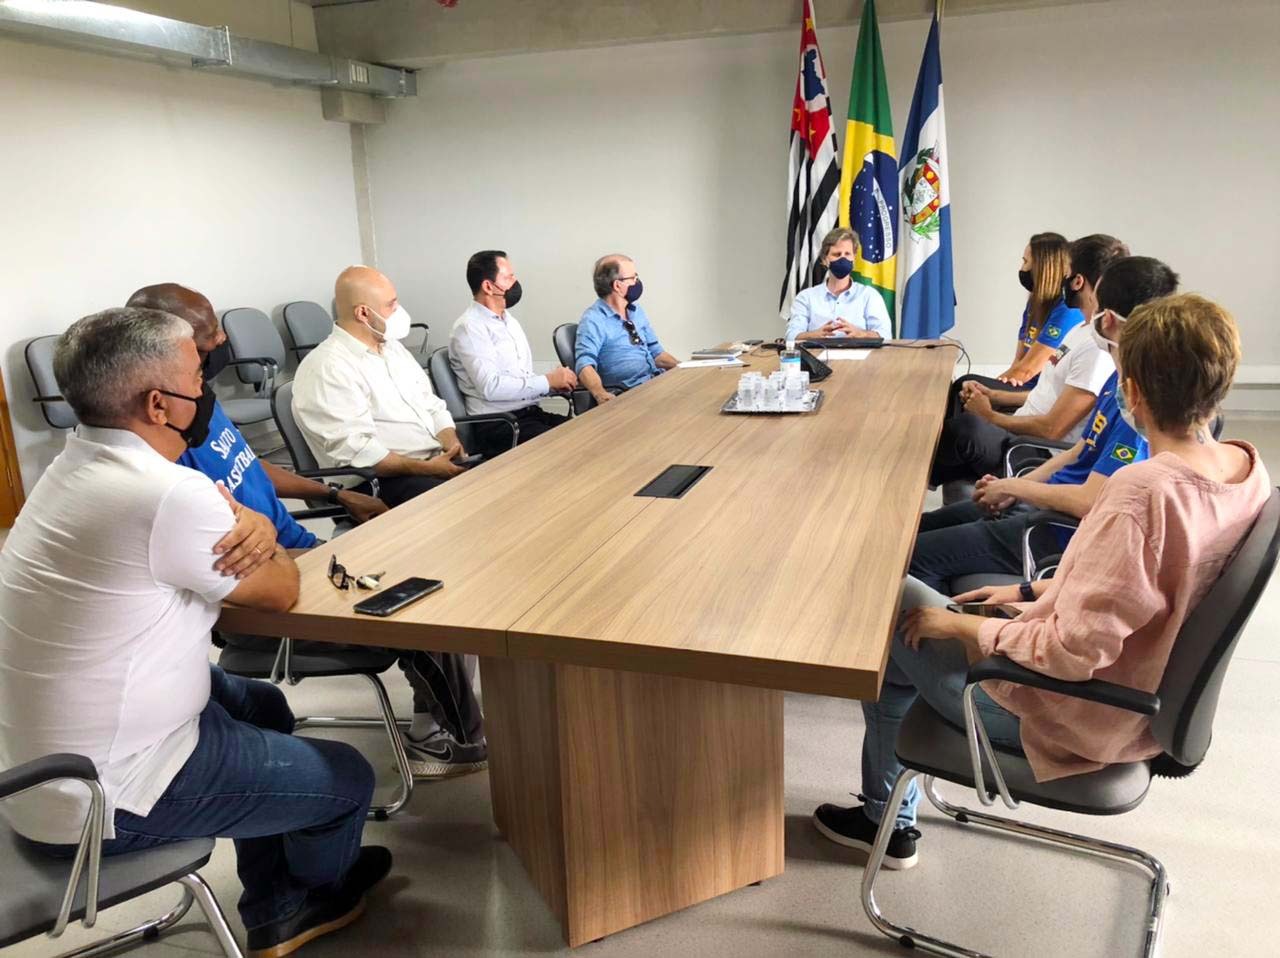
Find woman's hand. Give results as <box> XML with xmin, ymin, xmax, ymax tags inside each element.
<box><xmin>902</xmin><ymin>606</ymin><xmax>987</xmax><ymax>662</ymax></box>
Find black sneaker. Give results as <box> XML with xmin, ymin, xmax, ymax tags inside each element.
<box><xmin>812</xmin><ymin>803</ymin><xmax>920</xmax><ymax>870</ymax></box>
<box><xmin>402</xmin><ymin>729</ymin><xmax>488</xmax><ymax>779</ymax></box>
<box><xmin>245</xmin><ymin>847</ymin><xmax>391</xmax><ymax>958</ymax></box>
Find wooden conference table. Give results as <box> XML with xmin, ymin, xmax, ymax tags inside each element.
<box><xmin>218</xmin><ymin>342</ymin><xmax>956</xmax><ymax>946</ymax></box>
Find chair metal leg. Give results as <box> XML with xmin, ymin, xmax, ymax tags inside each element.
<box><xmin>179</xmin><ymin>872</ymin><xmax>246</xmax><ymax>958</ymax></box>
<box><xmin>291</xmin><ymin>674</ymin><xmax>414</xmax><ymax>820</ymax></box>
<box><xmin>867</xmin><ymin>774</ymin><xmax>1169</xmax><ymax>957</ymax></box>
<box><xmin>54</xmin><ymin>882</ymin><xmax>195</xmax><ymax>958</ymax></box>
<box><xmin>362</xmin><ymin>672</ymin><xmax>414</xmax><ymax>820</ymax></box>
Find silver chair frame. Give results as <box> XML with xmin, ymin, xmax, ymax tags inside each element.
<box><xmin>7</xmin><ymin>778</ymin><xmax>242</xmax><ymax>958</ymax></box>
<box><xmin>859</xmin><ymin>680</ymin><xmax>1169</xmax><ymax>958</ymax></box>
<box><xmin>268</xmin><ymin>637</ymin><xmax>414</xmax><ymax>820</ymax></box>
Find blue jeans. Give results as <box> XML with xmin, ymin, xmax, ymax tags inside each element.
<box><xmin>49</xmin><ymin>667</ymin><xmax>376</xmax><ymax>930</ymax></box>
<box><xmin>910</xmin><ymin>500</ymin><xmax>1034</xmax><ymax>594</ymax></box>
<box><xmin>860</xmin><ymin>577</ymin><xmax>1023</xmax><ymax>830</ymax></box>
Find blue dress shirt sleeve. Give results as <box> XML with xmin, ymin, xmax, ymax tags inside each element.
<box><xmin>575</xmin><ymin>310</ymin><xmax>605</xmax><ymax>374</ymax></box>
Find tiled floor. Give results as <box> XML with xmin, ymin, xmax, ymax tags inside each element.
<box><xmin>15</xmin><ymin>417</ymin><xmax>1280</xmax><ymax>958</ymax></box>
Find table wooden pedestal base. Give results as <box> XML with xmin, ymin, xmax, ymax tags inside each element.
<box><xmin>481</xmin><ymin>656</ymin><xmax>785</xmax><ymax>946</ymax></box>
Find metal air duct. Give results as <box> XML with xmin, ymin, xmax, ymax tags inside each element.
<box><xmin>0</xmin><ymin>0</ymin><xmax>416</xmax><ymax>98</ymax></box>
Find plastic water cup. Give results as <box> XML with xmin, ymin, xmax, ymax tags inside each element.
<box><xmin>784</xmin><ymin>373</ymin><xmax>805</xmax><ymax>408</ymax></box>
<box><xmin>737</xmin><ymin>375</ymin><xmax>756</xmax><ymax>410</ymax></box>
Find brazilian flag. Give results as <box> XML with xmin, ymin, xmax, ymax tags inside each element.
<box><xmin>839</xmin><ymin>0</ymin><xmax>898</xmax><ymax>329</ymax></box>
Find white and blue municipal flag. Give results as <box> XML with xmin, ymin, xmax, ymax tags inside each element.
<box><xmin>897</xmin><ymin>12</ymin><xmax>955</xmax><ymax>339</ymax></box>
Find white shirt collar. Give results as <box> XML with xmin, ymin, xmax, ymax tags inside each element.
<box><xmin>330</xmin><ymin>322</ymin><xmax>380</xmax><ymax>357</ymax></box>
<box><xmin>75</xmin><ymin>424</ymin><xmax>163</xmax><ymax>455</ymax></box>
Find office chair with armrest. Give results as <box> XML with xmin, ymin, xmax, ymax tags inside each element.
<box><xmin>552</xmin><ymin>322</ymin><xmax>612</xmax><ymax>414</ymax></box>
<box><xmin>861</xmin><ymin>488</ymin><xmax>1280</xmax><ymax>958</ymax></box>
<box><xmin>217</xmin><ymin>308</ymin><xmax>288</xmax><ymax>432</ymax></box>
<box><xmin>0</xmin><ymin>753</ymin><xmax>242</xmax><ymax>957</ymax></box>
<box><xmin>25</xmin><ymin>335</ymin><xmax>78</xmax><ymax>429</ymax></box>
<box><xmin>216</xmin><ymin>380</ymin><xmax>412</xmax><ymax>820</ymax></box>
<box><xmin>282</xmin><ymin>301</ymin><xmax>332</xmax><ymax>360</ymax></box>
<box><xmin>426</xmin><ymin>347</ymin><xmax>520</xmax><ymax>452</ymax></box>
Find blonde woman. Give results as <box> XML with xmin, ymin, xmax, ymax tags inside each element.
<box><xmin>785</xmin><ymin>227</ymin><xmax>891</xmax><ymax>342</ymax></box>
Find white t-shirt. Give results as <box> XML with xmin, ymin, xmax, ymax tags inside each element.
<box><xmin>1015</xmin><ymin>324</ymin><xmax>1115</xmax><ymax>442</ymax></box>
<box><xmin>0</xmin><ymin>427</ymin><xmax>238</xmax><ymax>843</ymax></box>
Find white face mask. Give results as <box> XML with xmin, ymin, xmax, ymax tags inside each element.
<box><xmin>1116</xmin><ymin>379</ymin><xmax>1147</xmax><ymax>440</ymax></box>
<box><xmin>366</xmin><ymin>304</ymin><xmax>411</xmax><ymax>342</ymax></box>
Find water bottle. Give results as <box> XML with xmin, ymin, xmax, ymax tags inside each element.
<box><xmin>780</xmin><ymin>339</ymin><xmax>802</xmax><ymax>377</ymax></box>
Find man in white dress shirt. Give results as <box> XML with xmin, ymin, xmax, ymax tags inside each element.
<box><xmin>291</xmin><ymin>265</ymin><xmax>488</xmax><ymax>777</ymax></box>
<box><xmin>293</xmin><ymin>265</ymin><xmax>468</xmax><ymax>509</ymax></box>
<box><xmin>449</xmin><ymin>250</ymin><xmax>576</xmax><ymax>459</ymax></box>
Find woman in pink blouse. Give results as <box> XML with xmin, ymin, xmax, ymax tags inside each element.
<box><xmin>814</xmin><ymin>293</ymin><xmax>1272</xmax><ymax>870</ymax></box>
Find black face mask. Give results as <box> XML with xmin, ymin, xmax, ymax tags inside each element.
<box><xmin>158</xmin><ymin>382</ymin><xmax>216</xmax><ymax>449</ymax></box>
<box><xmin>1062</xmin><ymin>274</ymin><xmax>1081</xmax><ymax>307</ymax></box>
<box><xmin>202</xmin><ymin>340</ymin><xmax>232</xmax><ymax>381</ymax></box>
<box><xmin>1018</xmin><ymin>269</ymin><xmax>1034</xmax><ymax>292</ymax></box>
<box><xmin>501</xmin><ymin>279</ymin><xmax>523</xmax><ymax>310</ymax></box>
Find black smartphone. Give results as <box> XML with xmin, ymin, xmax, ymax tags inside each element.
<box><xmin>743</xmin><ymin>339</ymin><xmax>764</xmax><ymax>346</ymax></box>
<box><xmin>353</xmin><ymin>577</ymin><xmax>443</xmax><ymax>617</ymax></box>
<box><xmin>455</xmin><ymin>453</ymin><xmax>484</xmax><ymax>468</ymax></box>
<box><xmin>946</xmin><ymin>603</ymin><xmax>1017</xmax><ymax>619</ymax></box>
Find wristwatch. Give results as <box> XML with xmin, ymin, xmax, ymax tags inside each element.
<box><xmin>326</xmin><ymin>483</ymin><xmax>342</xmax><ymax>505</ymax></box>
<box><xmin>1019</xmin><ymin>581</ymin><xmax>1036</xmax><ymax>603</ymax></box>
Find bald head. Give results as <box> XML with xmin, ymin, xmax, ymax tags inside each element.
<box><xmin>335</xmin><ymin>266</ymin><xmax>397</xmax><ymax>327</ymax></box>
<box><xmin>126</xmin><ymin>283</ymin><xmax>221</xmax><ymax>355</ymax></box>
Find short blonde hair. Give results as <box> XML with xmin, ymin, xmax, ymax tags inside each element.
<box><xmin>818</xmin><ymin>227</ymin><xmax>859</xmax><ymax>263</ymax></box>
<box><xmin>1119</xmin><ymin>293</ymin><xmax>1240</xmax><ymax>433</ymax></box>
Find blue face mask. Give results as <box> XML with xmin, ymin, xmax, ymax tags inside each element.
<box><xmin>624</xmin><ymin>276</ymin><xmax>644</xmax><ymax>304</ymax></box>
<box><xmin>827</xmin><ymin>256</ymin><xmax>854</xmax><ymax>280</ymax></box>
<box><xmin>1116</xmin><ymin>380</ymin><xmax>1147</xmax><ymax>439</ymax></box>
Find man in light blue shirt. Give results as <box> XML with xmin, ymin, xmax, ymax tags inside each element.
<box><xmin>785</xmin><ymin>227</ymin><xmax>892</xmax><ymax>341</ymax></box>
<box><xmin>575</xmin><ymin>254</ymin><xmax>679</xmax><ymax>404</ymax></box>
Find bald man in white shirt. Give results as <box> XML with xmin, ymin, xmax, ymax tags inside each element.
<box><xmin>291</xmin><ymin>266</ymin><xmax>488</xmax><ymax>778</ymax></box>
<box><xmin>293</xmin><ymin>265</ymin><xmax>468</xmax><ymax>509</ymax></box>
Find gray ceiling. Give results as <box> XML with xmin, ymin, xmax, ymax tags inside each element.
<box><xmin>309</xmin><ymin>0</ymin><xmax>1105</xmax><ymax>66</ymax></box>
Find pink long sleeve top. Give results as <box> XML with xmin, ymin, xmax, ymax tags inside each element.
<box><xmin>976</xmin><ymin>441</ymin><xmax>1271</xmax><ymax>781</ymax></box>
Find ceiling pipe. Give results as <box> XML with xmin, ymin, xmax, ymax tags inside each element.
<box><xmin>0</xmin><ymin>0</ymin><xmax>416</xmax><ymax>97</ymax></box>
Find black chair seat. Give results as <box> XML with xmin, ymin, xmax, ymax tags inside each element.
<box><xmin>894</xmin><ymin>699</ymin><xmax>1152</xmax><ymax>817</ymax></box>
<box><xmin>0</xmin><ymin>828</ymin><xmax>213</xmax><ymax>948</ymax></box>
<box><xmin>218</xmin><ymin>643</ymin><xmax>399</xmax><ymax>679</ymax></box>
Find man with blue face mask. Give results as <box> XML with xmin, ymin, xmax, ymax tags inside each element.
<box><xmin>575</xmin><ymin>254</ymin><xmax>680</xmax><ymax>405</ymax></box>
<box><xmin>785</xmin><ymin>227</ymin><xmax>892</xmax><ymax>342</ymax></box>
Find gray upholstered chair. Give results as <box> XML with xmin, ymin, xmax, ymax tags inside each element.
<box><xmin>24</xmin><ymin>335</ymin><xmax>78</xmax><ymax>429</ymax></box>
<box><xmin>426</xmin><ymin>346</ymin><xmax>519</xmax><ymax>454</ymax></box>
<box><xmin>218</xmin><ymin>307</ymin><xmax>286</xmax><ymax>430</ymax></box>
<box><xmin>215</xmin><ymin>380</ymin><xmax>413</xmax><ymax>820</ymax></box>
<box><xmin>281</xmin><ymin>300</ymin><xmax>332</xmax><ymax>360</ymax></box>
<box><xmin>861</xmin><ymin>488</ymin><xmax>1280</xmax><ymax>958</ymax></box>
<box><xmin>0</xmin><ymin>754</ymin><xmax>242</xmax><ymax>957</ymax></box>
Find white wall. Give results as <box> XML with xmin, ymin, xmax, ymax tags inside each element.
<box><xmin>363</xmin><ymin>0</ymin><xmax>1279</xmax><ymax>387</ymax></box>
<box><xmin>0</xmin><ymin>36</ymin><xmax>361</xmax><ymax>493</ymax></box>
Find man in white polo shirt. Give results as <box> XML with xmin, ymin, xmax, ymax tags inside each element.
<box><xmin>0</xmin><ymin>308</ymin><xmax>388</xmax><ymax>957</ymax></box>
<box><xmin>929</xmin><ymin>257</ymin><xmax>1176</xmax><ymax>487</ymax></box>
<box><xmin>448</xmin><ymin>249</ymin><xmax>576</xmax><ymax>460</ymax></box>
